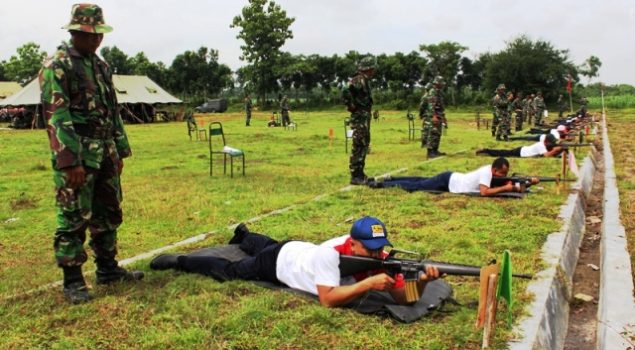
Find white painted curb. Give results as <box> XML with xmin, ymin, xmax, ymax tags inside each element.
<box><xmin>509</xmin><ymin>154</ymin><xmax>596</xmax><ymax>350</ymax></box>
<box><xmin>597</xmin><ymin>113</ymin><xmax>635</xmax><ymax>349</ymax></box>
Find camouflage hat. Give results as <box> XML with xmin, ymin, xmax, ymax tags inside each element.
<box><xmin>62</xmin><ymin>4</ymin><xmax>113</xmax><ymax>34</ymax></box>
<box><xmin>424</xmin><ymin>82</ymin><xmax>433</xmax><ymax>90</ymax></box>
<box><xmin>433</xmin><ymin>75</ymin><xmax>444</xmax><ymax>85</ymax></box>
<box><xmin>357</xmin><ymin>57</ymin><xmax>377</xmax><ymax>71</ymax></box>
<box><xmin>497</xmin><ymin>84</ymin><xmax>506</xmax><ymax>90</ymax></box>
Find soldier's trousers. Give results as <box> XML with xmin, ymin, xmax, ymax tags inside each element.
<box><xmin>426</xmin><ymin>121</ymin><xmax>442</xmax><ymax>150</ymax></box>
<box><xmin>246</xmin><ymin>111</ymin><xmax>251</xmax><ymax>126</ymax></box>
<box><xmin>281</xmin><ymin>110</ymin><xmax>290</xmax><ymax>126</ymax></box>
<box><xmin>491</xmin><ymin>114</ymin><xmax>500</xmax><ymax>136</ymax></box>
<box><xmin>421</xmin><ymin>119</ymin><xmax>431</xmax><ymax>148</ymax></box>
<box><xmin>349</xmin><ymin>112</ymin><xmax>370</xmax><ymax>178</ymax></box>
<box><xmin>52</xmin><ymin>155</ymin><xmax>123</xmax><ymax>267</ymax></box>
<box><xmin>496</xmin><ymin>113</ymin><xmax>511</xmax><ymax>139</ymax></box>
<box><xmin>534</xmin><ymin>110</ymin><xmax>543</xmax><ymax>126</ymax></box>
<box><xmin>515</xmin><ymin>112</ymin><xmax>523</xmax><ymax>131</ymax></box>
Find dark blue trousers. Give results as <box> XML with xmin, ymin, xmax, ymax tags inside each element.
<box><xmin>177</xmin><ymin>232</ymin><xmax>286</xmax><ymax>283</ymax></box>
<box><xmin>377</xmin><ymin>171</ymin><xmax>453</xmax><ymax>192</ymax></box>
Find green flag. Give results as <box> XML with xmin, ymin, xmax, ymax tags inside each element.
<box><xmin>496</xmin><ymin>250</ymin><xmax>513</xmax><ymax>326</ymax></box>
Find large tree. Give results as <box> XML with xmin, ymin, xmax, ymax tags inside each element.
<box><xmin>483</xmin><ymin>35</ymin><xmax>578</xmax><ymax>100</ymax></box>
<box><xmin>231</xmin><ymin>0</ymin><xmax>294</xmax><ymax>103</ymax></box>
<box><xmin>579</xmin><ymin>55</ymin><xmax>602</xmax><ymax>84</ymax></box>
<box><xmin>100</xmin><ymin>46</ymin><xmax>132</xmax><ymax>74</ymax></box>
<box><xmin>419</xmin><ymin>41</ymin><xmax>467</xmax><ymax>86</ymax></box>
<box><xmin>3</xmin><ymin>42</ymin><xmax>47</xmax><ymax>85</ymax></box>
<box><xmin>168</xmin><ymin>47</ymin><xmax>232</xmax><ymax>99</ymax></box>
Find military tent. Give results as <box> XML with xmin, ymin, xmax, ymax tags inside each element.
<box><xmin>0</xmin><ymin>81</ymin><xmax>23</xmax><ymax>100</ymax></box>
<box><xmin>0</xmin><ymin>75</ymin><xmax>181</xmax><ymax>124</ymax></box>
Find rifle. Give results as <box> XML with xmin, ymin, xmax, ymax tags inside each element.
<box><xmin>491</xmin><ymin>173</ymin><xmax>575</xmax><ymax>188</ymax></box>
<box><xmin>339</xmin><ymin>249</ymin><xmax>531</xmax><ymax>303</ymax></box>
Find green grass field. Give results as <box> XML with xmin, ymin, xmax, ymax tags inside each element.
<box><xmin>0</xmin><ymin>110</ymin><xmax>584</xmax><ymax>349</ymax></box>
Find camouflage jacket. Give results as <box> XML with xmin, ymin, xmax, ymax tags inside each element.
<box><xmin>280</xmin><ymin>97</ymin><xmax>289</xmax><ymax>111</ymax></box>
<box><xmin>245</xmin><ymin>98</ymin><xmax>252</xmax><ymax>112</ymax></box>
<box><xmin>492</xmin><ymin>92</ymin><xmax>508</xmax><ymax>116</ymax></box>
<box><xmin>342</xmin><ymin>73</ymin><xmax>373</xmax><ymax>113</ymax></box>
<box><xmin>430</xmin><ymin>88</ymin><xmax>445</xmax><ymax>118</ymax></box>
<box><xmin>534</xmin><ymin>96</ymin><xmax>546</xmax><ymax>110</ymax></box>
<box><xmin>418</xmin><ymin>90</ymin><xmax>431</xmax><ymax>118</ymax></box>
<box><xmin>39</xmin><ymin>42</ymin><xmax>130</xmax><ymax>170</ymax></box>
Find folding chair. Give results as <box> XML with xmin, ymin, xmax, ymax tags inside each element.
<box><xmin>344</xmin><ymin>118</ymin><xmax>354</xmax><ymax>153</ymax></box>
<box><xmin>407</xmin><ymin>112</ymin><xmax>416</xmax><ymax>141</ymax></box>
<box><xmin>186</xmin><ymin>112</ymin><xmax>207</xmax><ymax>141</ymax></box>
<box><xmin>208</xmin><ymin>122</ymin><xmax>245</xmax><ymax>177</ymax></box>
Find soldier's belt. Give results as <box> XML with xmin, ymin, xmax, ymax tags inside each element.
<box><xmin>74</xmin><ymin>124</ymin><xmax>113</xmax><ymax>139</ymax></box>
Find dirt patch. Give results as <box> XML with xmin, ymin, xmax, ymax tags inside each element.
<box><xmin>10</xmin><ymin>193</ymin><xmax>38</xmax><ymax>211</ymax></box>
<box><xmin>563</xmin><ymin>139</ymin><xmax>604</xmax><ymax>349</ymax></box>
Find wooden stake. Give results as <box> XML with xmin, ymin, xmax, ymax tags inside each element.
<box><xmin>476</xmin><ymin>264</ymin><xmax>499</xmax><ymax>329</ymax></box>
<box><xmin>482</xmin><ymin>273</ymin><xmax>499</xmax><ymax>349</ymax></box>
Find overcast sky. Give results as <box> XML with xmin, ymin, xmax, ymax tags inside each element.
<box><xmin>1</xmin><ymin>0</ymin><xmax>633</xmax><ymax>85</ymax></box>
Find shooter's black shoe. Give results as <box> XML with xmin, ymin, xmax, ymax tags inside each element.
<box><xmin>150</xmin><ymin>254</ymin><xmax>182</xmax><ymax>270</ymax></box>
<box><xmin>96</xmin><ymin>266</ymin><xmax>144</xmax><ymax>285</ymax></box>
<box><xmin>230</xmin><ymin>223</ymin><xmax>250</xmax><ymax>244</ymax></box>
<box><xmin>435</xmin><ymin>149</ymin><xmax>447</xmax><ymax>156</ymax></box>
<box><xmin>63</xmin><ymin>281</ymin><xmax>91</xmax><ymax>304</ymax></box>
<box><xmin>350</xmin><ymin>177</ymin><xmax>368</xmax><ymax>185</ymax></box>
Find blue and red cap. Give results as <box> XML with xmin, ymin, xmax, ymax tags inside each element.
<box><xmin>350</xmin><ymin>216</ymin><xmax>392</xmax><ymax>250</ymax></box>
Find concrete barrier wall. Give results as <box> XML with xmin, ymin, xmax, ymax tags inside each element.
<box><xmin>509</xmin><ymin>155</ymin><xmax>596</xmax><ymax>350</ymax></box>
<box><xmin>597</xmin><ymin>114</ymin><xmax>635</xmax><ymax>350</ymax></box>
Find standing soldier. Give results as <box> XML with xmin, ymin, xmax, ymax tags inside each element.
<box><xmin>418</xmin><ymin>82</ymin><xmax>432</xmax><ymax>148</ymax></box>
<box><xmin>533</xmin><ymin>91</ymin><xmax>546</xmax><ymax>126</ymax></box>
<box><xmin>527</xmin><ymin>94</ymin><xmax>535</xmax><ymax>125</ymax></box>
<box><xmin>578</xmin><ymin>97</ymin><xmax>589</xmax><ymax>117</ymax></box>
<box><xmin>512</xmin><ymin>92</ymin><xmax>524</xmax><ymax>131</ymax></box>
<box><xmin>244</xmin><ymin>94</ymin><xmax>253</xmax><ymax>126</ymax></box>
<box><xmin>557</xmin><ymin>94</ymin><xmax>566</xmax><ymax>119</ymax></box>
<box><xmin>39</xmin><ymin>4</ymin><xmax>143</xmax><ymax>304</ymax></box>
<box><xmin>425</xmin><ymin>76</ymin><xmax>447</xmax><ymax>158</ymax></box>
<box><xmin>280</xmin><ymin>95</ymin><xmax>290</xmax><ymax>127</ymax></box>
<box><xmin>342</xmin><ymin>57</ymin><xmax>375</xmax><ymax>185</ymax></box>
<box><xmin>492</xmin><ymin>84</ymin><xmax>509</xmax><ymax>141</ymax></box>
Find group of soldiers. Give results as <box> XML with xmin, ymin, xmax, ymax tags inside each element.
<box><xmin>490</xmin><ymin>85</ymin><xmax>548</xmax><ymax>141</ymax></box>
<box><xmin>243</xmin><ymin>94</ymin><xmax>292</xmax><ymax>127</ymax></box>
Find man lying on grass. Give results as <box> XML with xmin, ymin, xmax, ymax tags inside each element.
<box><xmin>367</xmin><ymin>157</ymin><xmax>538</xmax><ymax>196</ymax></box>
<box><xmin>475</xmin><ymin>134</ymin><xmax>562</xmax><ymax>158</ymax></box>
<box><xmin>150</xmin><ymin>216</ymin><xmax>440</xmax><ymax>307</ymax></box>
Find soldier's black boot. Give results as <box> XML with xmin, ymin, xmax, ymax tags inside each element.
<box><xmin>95</xmin><ymin>258</ymin><xmax>144</xmax><ymax>285</ymax></box>
<box><xmin>427</xmin><ymin>148</ymin><xmax>439</xmax><ymax>159</ymax></box>
<box><xmin>350</xmin><ymin>171</ymin><xmax>368</xmax><ymax>185</ymax></box>
<box><xmin>435</xmin><ymin>148</ymin><xmax>446</xmax><ymax>156</ymax></box>
<box><xmin>62</xmin><ymin>266</ymin><xmax>91</xmax><ymax>304</ymax></box>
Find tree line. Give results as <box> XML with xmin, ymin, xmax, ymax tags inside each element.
<box><xmin>0</xmin><ymin>0</ymin><xmax>612</xmax><ymax>110</ymax></box>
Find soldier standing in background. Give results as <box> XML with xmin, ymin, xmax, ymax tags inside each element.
<box><xmin>39</xmin><ymin>4</ymin><xmax>143</xmax><ymax>304</ymax></box>
<box><xmin>557</xmin><ymin>94</ymin><xmax>566</xmax><ymax>119</ymax></box>
<box><xmin>424</xmin><ymin>76</ymin><xmax>447</xmax><ymax>158</ymax></box>
<box><xmin>527</xmin><ymin>94</ymin><xmax>535</xmax><ymax>125</ymax></box>
<box><xmin>512</xmin><ymin>92</ymin><xmax>524</xmax><ymax>131</ymax></box>
<box><xmin>578</xmin><ymin>97</ymin><xmax>589</xmax><ymax>117</ymax></box>
<box><xmin>342</xmin><ymin>57</ymin><xmax>376</xmax><ymax>185</ymax></box>
<box><xmin>244</xmin><ymin>94</ymin><xmax>253</xmax><ymax>126</ymax></box>
<box><xmin>280</xmin><ymin>95</ymin><xmax>290</xmax><ymax>127</ymax></box>
<box><xmin>418</xmin><ymin>82</ymin><xmax>432</xmax><ymax>149</ymax></box>
<box><xmin>533</xmin><ymin>91</ymin><xmax>546</xmax><ymax>126</ymax></box>
<box><xmin>492</xmin><ymin>84</ymin><xmax>509</xmax><ymax>141</ymax></box>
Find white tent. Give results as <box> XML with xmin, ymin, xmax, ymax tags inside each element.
<box><xmin>0</xmin><ymin>75</ymin><xmax>181</xmax><ymax>106</ymax></box>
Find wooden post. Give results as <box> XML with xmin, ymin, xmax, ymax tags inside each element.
<box><xmin>476</xmin><ymin>264</ymin><xmax>499</xmax><ymax>329</ymax></box>
<box><xmin>328</xmin><ymin>128</ymin><xmax>334</xmax><ymax>148</ymax></box>
<box><xmin>482</xmin><ymin>273</ymin><xmax>499</xmax><ymax>349</ymax></box>
<box><xmin>477</xmin><ymin>111</ymin><xmax>481</xmax><ymax>130</ymax></box>
<box><xmin>561</xmin><ymin>151</ymin><xmax>568</xmax><ymax>180</ymax></box>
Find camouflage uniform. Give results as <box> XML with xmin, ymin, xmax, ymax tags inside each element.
<box><xmin>527</xmin><ymin>95</ymin><xmax>535</xmax><ymax>125</ymax></box>
<box><xmin>421</xmin><ymin>77</ymin><xmax>446</xmax><ymax>158</ymax></box>
<box><xmin>40</xmin><ymin>3</ymin><xmax>141</xmax><ymax>303</ymax></box>
<box><xmin>533</xmin><ymin>93</ymin><xmax>546</xmax><ymax>126</ymax></box>
<box><xmin>578</xmin><ymin>97</ymin><xmax>588</xmax><ymax>117</ymax></box>
<box><xmin>343</xmin><ymin>57</ymin><xmax>374</xmax><ymax>182</ymax></box>
<box><xmin>280</xmin><ymin>95</ymin><xmax>290</xmax><ymax>126</ymax></box>
<box><xmin>557</xmin><ymin>95</ymin><xmax>566</xmax><ymax>119</ymax></box>
<box><xmin>492</xmin><ymin>85</ymin><xmax>510</xmax><ymax>140</ymax></box>
<box><xmin>511</xmin><ymin>95</ymin><xmax>523</xmax><ymax>131</ymax></box>
<box><xmin>418</xmin><ymin>84</ymin><xmax>432</xmax><ymax>148</ymax></box>
<box><xmin>244</xmin><ymin>96</ymin><xmax>252</xmax><ymax>126</ymax></box>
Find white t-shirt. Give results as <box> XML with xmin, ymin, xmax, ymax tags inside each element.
<box><xmin>539</xmin><ymin>130</ymin><xmax>560</xmax><ymax>142</ymax></box>
<box><xmin>276</xmin><ymin>240</ymin><xmax>350</xmax><ymax>296</ymax></box>
<box><xmin>520</xmin><ymin>141</ymin><xmax>548</xmax><ymax>157</ymax></box>
<box><xmin>448</xmin><ymin>165</ymin><xmax>492</xmax><ymax>194</ymax></box>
